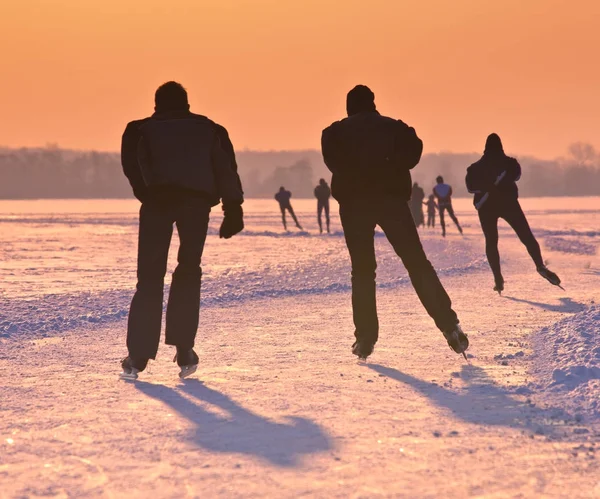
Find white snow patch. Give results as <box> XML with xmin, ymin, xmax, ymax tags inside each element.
<box><xmin>532</xmin><ymin>305</ymin><xmax>600</xmax><ymax>420</ymax></box>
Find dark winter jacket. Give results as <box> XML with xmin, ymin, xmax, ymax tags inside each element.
<box><xmin>275</xmin><ymin>189</ymin><xmax>292</xmax><ymax>207</ymax></box>
<box><xmin>321</xmin><ymin>111</ymin><xmax>423</xmax><ymax>203</ymax></box>
<box><xmin>314</xmin><ymin>184</ymin><xmax>331</xmax><ymax>203</ymax></box>
<box><xmin>121</xmin><ymin>111</ymin><xmax>243</xmax><ymax>207</ymax></box>
<box><xmin>465</xmin><ymin>153</ymin><xmax>521</xmax><ymax>207</ymax></box>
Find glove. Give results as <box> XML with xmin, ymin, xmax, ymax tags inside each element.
<box><xmin>219</xmin><ymin>205</ymin><xmax>244</xmax><ymax>239</ymax></box>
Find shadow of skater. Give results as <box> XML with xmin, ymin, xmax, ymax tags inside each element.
<box><xmin>503</xmin><ymin>296</ymin><xmax>586</xmax><ymax>313</ymax></box>
<box><xmin>135</xmin><ymin>379</ymin><xmax>333</xmax><ymax>467</ymax></box>
<box><xmin>368</xmin><ymin>364</ymin><xmax>568</xmax><ymax>432</ymax></box>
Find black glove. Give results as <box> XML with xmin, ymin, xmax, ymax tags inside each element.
<box><xmin>219</xmin><ymin>205</ymin><xmax>244</xmax><ymax>239</ymax></box>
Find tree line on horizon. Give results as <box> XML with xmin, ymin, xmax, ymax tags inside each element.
<box><xmin>0</xmin><ymin>143</ymin><xmax>598</xmax><ymax>199</ymax></box>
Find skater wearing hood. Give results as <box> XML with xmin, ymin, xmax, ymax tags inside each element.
<box><xmin>275</xmin><ymin>186</ymin><xmax>303</xmax><ymax>231</ymax></box>
<box><xmin>314</xmin><ymin>178</ymin><xmax>331</xmax><ymax>233</ymax></box>
<box><xmin>120</xmin><ymin>81</ymin><xmax>244</xmax><ymax>379</ymax></box>
<box><xmin>424</xmin><ymin>194</ymin><xmax>438</xmax><ymax>227</ymax></box>
<box><xmin>321</xmin><ymin>85</ymin><xmax>468</xmax><ymax>360</ymax></box>
<box><xmin>466</xmin><ymin>133</ymin><xmax>561</xmax><ymax>293</ymax></box>
<box><xmin>433</xmin><ymin>176</ymin><xmax>462</xmax><ymax>237</ymax></box>
<box><xmin>410</xmin><ymin>182</ymin><xmax>425</xmax><ymax>227</ymax></box>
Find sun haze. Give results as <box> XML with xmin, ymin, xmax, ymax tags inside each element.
<box><xmin>0</xmin><ymin>0</ymin><xmax>598</xmax><ymax>158</ymax></box>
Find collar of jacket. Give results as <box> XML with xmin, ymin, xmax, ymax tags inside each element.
<box><xmin>152</xmin><ymin>109</ymin><xmax>192</xmax><ymax>119</ymax></box>
<box><xmin>347</xmin><ymin>109</ymin><xmax>380</xmax><ymax>117</ymax></box>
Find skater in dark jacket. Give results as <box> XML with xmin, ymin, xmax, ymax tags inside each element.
<box><xmin>120</xmin><ymin>81</ymin><xmax>244</xmax><ymax>379</ymax></box>
<box><xmin>314</xmin><ymin>178</ymin><xmax>331</xmax><ymax>233</ymax></box>
<box><xmin>424</xmin><ymin>194</ymin><xmax>438</xmax><ymax>227</ymax></box>
<box><xmin>433</xmin><ymin>176</ymin><xmax>462</xmax><ymax>236</ymax></box>
<box><xmin>321</xmin><ymin>85</ymin><xmax>468</xmax><ymax>360</ymax></box>
<box><xmin>275</xmin><ymin>187</ymin><xmax>302</xmax><ymax>230</ymax></box>
<box><xmin>466</xmin><ymin>133</ymin><xmax>561</xmax><ymax>293</ymax></box>
<box><xmin>410</xmin><ymin>182</ymin><xmax>425</xmax><ymax>227</ymax></box>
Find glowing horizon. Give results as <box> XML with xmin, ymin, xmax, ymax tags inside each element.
<box><xmin>1</xmin><ymin>0</ymin><xmax>599</xmax><ymax>159</ymax></box>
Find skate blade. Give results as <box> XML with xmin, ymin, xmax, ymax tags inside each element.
<box><xmin>462</xmin><ymin>351</ymin><xmax>470</xmax><ymax>363</ymax></box>
<box><xmin>119</xmin><ymin>370</ymin><xmax>139</xmax><ymax>381</ymax></box>
<box><xmin>557</xmin><ymin>284</ymin><xmax>565</xmax><ymax>291</ymax></box>
<box><xmin>179</xmin><ymin>364</ymin><xmax>198</xmax><ymax>379</ymax></box>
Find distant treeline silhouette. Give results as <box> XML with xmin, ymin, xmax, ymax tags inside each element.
<box><xmin>0</xmin><ymin>143</ymin><xmax>598</xmax><ymax>199</ymax></box>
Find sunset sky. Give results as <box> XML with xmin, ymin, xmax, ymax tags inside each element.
<box><xmin>1</xmin><ymin>0</ymin><xmax>598</xmax><ymax>158</ymax></box>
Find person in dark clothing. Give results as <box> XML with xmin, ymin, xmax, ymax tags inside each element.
<box><xmin>424</xmin><ymin>194</ymin><xmax>438</xmax><ymax>228</ymax></box>
<box><xmin>321</xmin><ymin>85</ymin><xmax>468</xmax><ymax>360</ymax></box>
<box><xmin>275</xmin><ymin>186</ymin><xmax>302</xmax><ymax>231</ymax></box>
<box><xmin>120</xmin><ymin>81</ymin><xmax>244</xmax><ymax>379</ymax></box>
<box><xmin>433</xmin><ymin>176</ymin><xmax>462</xmax><ymax>237</ymax></box>
<box><xmin>466</xmin><ymin>133</ymin><xmax>561</xmax><ymax>293</ymax></box>
<box><xmin>314</xmin><ymin>178</ymin><xmax>331</xmax><ymax>233</ymax></box>
<box><xmin>410</xmin><ymin>182</ymin><xmax>425</xmax><ymax>227</ymax></box>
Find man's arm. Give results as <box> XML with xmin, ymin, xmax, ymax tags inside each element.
<box><xmin>394</xmin><ymin>121</ymin><xmax>423</xmax><ymax>170</ymax></box>
<box><xmin>211</xmin><ymin>134</ymin><xmax>244</xmax><ymax>207</ymax></box>
<box><xmin>121</xmin><ymin>121</ymin><xmax>148</xmax><ymax>202</ymax></box>
<box><xmin>321</xmin><ymin>124</ymin><xmax>341</xmax><ymax>174</ymax></box>
<box><xmin>214</xmin><ymin>124</ymin><xmax>243</xmax><ymax>195</ymax></box>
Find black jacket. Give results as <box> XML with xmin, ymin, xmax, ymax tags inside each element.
<box><xmin>121</xmin><ymin>111</ymin><xmax>243</xmax><ymax>206</ymax></box>
<box><xmin>321</xmin><ymin>111</ymin><xmax>423</xmax><ymax>203</ymax></box>
<box><xmin>466</xmin><ymin>153</ymin><xmax>521</xmax><ymax>207</ymax></box>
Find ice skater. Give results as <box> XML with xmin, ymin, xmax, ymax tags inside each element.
<box><xmin>424</xmin><ymin>194</ymin><xmax>438</xmax><ymax>227</ymax></box>
<box><xmin>275</xmin><ymin>186</ymin><xmax>302</xmax><ymax>231</ymax></box>
<box><xmin>410</xmin><ymin>182</ymin><xmax>425</xmax><ymax>227</ymax></box>
<box><xmin>314</xmin><ymin>178</ymin><xmax>331</xmax><ymax>233</ymax></box>
<box><xmin>466</xmin><ymin>133</ymin><xmax>561</xmax><ymax>294</ymax></box>
<box><xmin>120</xmin><ymin>81</ymin><xmax>244</xmax><ymax>379</ymax></box>
<box><xmin>321</xmin><ymin>85</ymin><xmax>468</xmax><ymax>360</ymax></box>
<box><xmin>433</xmin><ymin>176</ymin><xmax>463</xmax><ymax>237</ymax></box>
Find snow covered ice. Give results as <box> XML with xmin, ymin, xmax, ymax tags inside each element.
<box><xmin>1</xmin><ymin>197</ymin><xmax>599</xmax><ymax>497</ymax></box>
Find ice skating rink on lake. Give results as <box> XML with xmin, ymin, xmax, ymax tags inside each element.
<box><xmin>1</xmin><ymin>197</ymin><xmax>599</xmax><ymax>497</ymax></box>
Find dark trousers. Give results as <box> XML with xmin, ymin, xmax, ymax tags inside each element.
<box><xmin>340</xmin><ymin>197</ymin><xmax>459</xmax><ymax>345</ymax></box>
<box><xmin>439</xmin><ymin>204</ymin><xmax>461</xmax><ymax>235</ymax></box>
<box><xmin>427</xmin><ymin>212</ymin><xmax>435</xmax><ymax>227</ymax></box>
<box><xmin>127</xmin><ymin>196</ymin><xmax>211</xmax><ymax>359</ymax></box>
<box><xmin>280</xmin><ymin>204</ymin><xmax>300</xmax><ymax>230</ymax></box>
<box><xmin>478</xmin><ymin>198</ymin><xmax>544</xmax><ymax>283</ymax></box>
<box><xmin>317</xmin><ymin>200</ymin><xmax>330</xmax><ymax>232</ymax></box>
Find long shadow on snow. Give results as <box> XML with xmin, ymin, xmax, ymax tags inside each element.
<box><xmin>369</xmin><ymin>364</ymin><xmax>569</xmax><ymax>433</ymax></box>
<box><xmin>135</xmin><ymin>379</ymin><xmax>333</xmax><ymax>467</ymax></box>
<box><xmin>503</xmin><ymin>296</ymin><xmax>586</xmax><ymax>313</ymax></box>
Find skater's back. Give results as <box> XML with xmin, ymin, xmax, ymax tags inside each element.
<box><xmin>275</xmin><ymin>187</ymin><xmax>292</xmax><ymax>206</ymax></box>
<box><xmin>314</xmin><ymin>179</ymin><xmax>331</xmax><ymax>202</ymax></box>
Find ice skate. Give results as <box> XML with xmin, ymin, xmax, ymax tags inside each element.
<box><xmin>173</xmin><ymin>348</ymin><xmax>199</xmax><ymax>379</ymax></box>
<box><xmin>493</xmin><ymin>277</ymin><xmax>504</xmax><ymax>295</ymax></box>
<box><xmin>537</xmin><ymin>266</ymin><xmax>563</xmax><ymax>289</ymax></box>
<box><xmin>443</xmin><ymin>325</ymin><xmax>469</xmax><ymax>360</ymax></box>
<box><xmin>352</xmin><ymin>340</ymin><xmax>374</xmax><ymax>361</ymax></box>
<box><xmin>120</xmin><ymin>356</ymin><xmax>148</xmax><ymax>380</ymax></box>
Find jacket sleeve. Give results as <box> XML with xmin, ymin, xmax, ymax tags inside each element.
<box><xmin>121</xmin><ymin>121</ymin><xmax>148</xmax><ymax>201</ymax></box>
<box><xmin>214</xmin><ymin>125</ymin><xmax>244</xmax><ymax>195</ymax></box>
<box><xmin>505</xmin><ymin>158</ymin><xmax>522</xmax><ymax>183</ymax></box>
<box><xmin>394</xmin><ymin>121</ymin><xmax>423</xmax><ymax>170</ymax></box>
<box><xmin>466</xmin><ymin>165</ymin><xmax>486</xmax><ymax>193</ymax></box>
<box><xmin>211</xmin><ymin>134</ymin><xmax>244</xmax><ymax>207</ymax></box>
<box><xmin>321</xmin><ymin>125</ymin><xmax>341</xmax><ymax>174</ymax></box>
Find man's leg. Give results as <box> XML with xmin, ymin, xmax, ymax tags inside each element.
<box><xmin>165</xmin><ymin>198</ymin><xmax>211</xmax><ymax>350</ymax></box>
<box><xmin>127</xmin><ymin>201</ymin><xmax>174</xmax><ymax>360</ymax></box>
<box><xmin>324</xmin><ymin>202</ymin><xmax>330</xmax><ymax>233</ymax></box>
<box><xmin>439</xmin><ymin>206</ymin><xmax>446</xmax><ymax>236</ymax></box>
<box><xmin>478</xmin><ymin>209</ymin><xmax>503</xmax><ymax>285</ymax></box>
<box><xmin>317</xmin><ymin>202</ymin><xmax>323</xmax><ymax>233</ymax></box>
<box><xmin>446</xmin><ymin>204</ymin><xmax>463</xmax><ymax>233</ymax></box>
<box><xmin>502</xmin><ymin>200</ymin><xmax>544</xmax><ymax>269</ymax></box>
<box><xmin>280</xmin><ymin>206</ymin><xmax>287</xmax><ymax>230</ymax></box>
<box><xmin>288</xmin><ymin>205</ymin><xmax>302</xmax><ymax>228</ymax></box>
<box><xmin>378</xmin><ymin>199</ymin><xmax>458</xmax><ymax>334</ymax></box>
<box><xmin>340</xmin><ymin>203</ymin><xmax>379</xmax><ymax>346</ymax></box>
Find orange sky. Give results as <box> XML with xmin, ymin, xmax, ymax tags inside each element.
<box><xmin>0</xmin><ymin>0</ymin><xmax>598</xmax><ymax>158</ymax></box>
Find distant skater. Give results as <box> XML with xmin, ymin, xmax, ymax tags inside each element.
<box><xmin>433</xmin><ymin>176</ymin><xmax>463</xmax><ymax>237</ymax></box>
<box><xmin>466</xmin><ymin>133</ymin><xmax>561</xmax><ymax>293</ymax></box>
<box><xmin>424</xmin><ymin>194</ymin><xmax>438</xmax><ymax>227</ymax></box>
<box><xmin>275</xmin><ymin>186</ymin><xmax>302</xmax><ymax>231</ymax></box>
<box><xmin>120</xmin><ymin>81</ymin><xmax>244</xmax><ymax>379</ymax></box>
<box><xmin>410</xmin><ymin>182</ymin><xmax>425</xmax><ymax>227</ymax></box>
<box><xmin>314</xmin><ymin>178</ymin><xmax>331</xmax><ymax>233</ymax></box>
<box><xmin>321</xmin><ymin>85</ymin><xmax>468</xmax><ymax>360</ymax></box>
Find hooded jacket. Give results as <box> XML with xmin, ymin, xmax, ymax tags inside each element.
<box><xmin>465</xmin><ymin>135</ymin><xmax>521</xmax><ymax>207</ymax></box>
<box><xmin>121</xmin><ymin>111</ymin><xmax>243</xmax><ymax>206</ymax></box>
<box><xmin>321</xmin><ymin>111</ymin><xmax>423</xmax><ymax>203</ymax></box>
